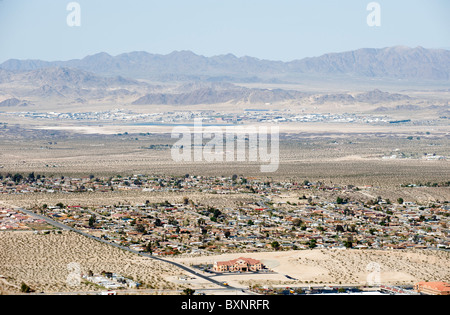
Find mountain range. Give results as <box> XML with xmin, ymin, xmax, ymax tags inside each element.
<box><xmin>0</xmin><ymin>46</ymin><xmax>447</xmax><ymax>107</ymax></box>
<box><xmin>0</xmin><ymin>66</ymin><xmax>414</xmax><ymax>106</ymax></box>
<box><xmin>0</xmin><ymin>67</ymin><xmax>141</xmax><ymax>88</ymax></box>
<box><xmin>1</xmin><ymin>46</ymin><xmax>449</xmax><ymax>83</ymax></box>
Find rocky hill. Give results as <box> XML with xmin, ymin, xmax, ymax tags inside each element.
<box><xmin>132</xmin><ymin>82</ymin><xmax>306</xmax><ymax>105</ymax></box>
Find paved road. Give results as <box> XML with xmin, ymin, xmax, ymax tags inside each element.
<box><xmin>23</xmin><ymin>287</ymin><xmax>250</xmax><ymax>296</ymax></box>
<box><xmin>14</xmin><ymin>207</ymin><xmax>242</xmax><ymax>293</ymax></box>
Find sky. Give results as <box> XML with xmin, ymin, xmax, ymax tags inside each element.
<box><xmin>0</xmin><ymin>0</ymin><xmax>449</xmax><ymax>63</ymax></box>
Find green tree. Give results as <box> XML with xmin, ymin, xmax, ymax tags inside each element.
<box><xmin>12</xmin><ymin>173</ymin><xmax>23</xmax><ymax>184</ymax></box>
<box><xmin>136</xmin><ymin>224</ymin><xmax>146</xmax><ymax>233</ymax></box>
<box><xmin>145</xmin><ymin>242</ymin><xmax>153</xmax><ymax>255</ymax></box>
<box><xmin>183</xmin><ymin>288</ymin><xmax>196</xmax><ymax>295</ymax></box>
<box><xmin>20</xmin><ymin>282</ymin><xmax>33</xmax><ymax>293</ymax></box>
<box><xmin>308</xmin><ymin>239</ymin><xmax>317</xmax><ymax>249</ymax></box>
<box><xmin>89</xmin><ymin>215</ymin><xmax>96</xmax><ymax>228</ymax></box>
<box><xmin>27</xmin><ymin>172</ymin><xmax>36</xmax><ymax>182</ymax></box>
<box><xmin>271</xmin><ymin>241</ymin><xmax>280</xmax><ymax>251</ymax></box>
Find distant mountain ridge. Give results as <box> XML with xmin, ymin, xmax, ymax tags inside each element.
<box><xmin>0</xmin><ymin>65</ymin><xmax>414</xmax><ymax>106</ymax></box>
<box><xmin>1</xmin><ymin>46</ymin><xmax>449</xmax><ymax>82</ymax></box>
<box><xmin>0</xmin><ymin>67</ymin><xmax>146</xmax><ymax>101</ymax></box>
<box><xmin>288</xmin><ymin>46</ymin><xmax>450</xmax><ymax>80</ymax></box>
<box><xmin>15</xmin><ymin>67</ymin><xmax>141</xmax><ymax>88</ymax></box>
<box><xmin>132</xmin><ymin>82</ymin><xmax>307</xmax><ymax>105</ymax></box>
<box><xmin>0</xmin><ymin>98</ymin><xmax>29</xmax><ymax>107</ymax></box>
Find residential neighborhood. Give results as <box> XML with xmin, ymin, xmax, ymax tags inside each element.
<box><xmin>0</xmin><ymin>208</ymin><xmax>52</xmax><ymax>231</ymax></box>
<box><xmin>1</xmin><ymin>173</ymin><xmax>448</xmax><ymax>256</ymax></box>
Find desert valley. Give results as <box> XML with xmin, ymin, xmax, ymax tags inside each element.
<box><xmin>0</xmin><ymin>46</ymin><xmax>448</xmax><ymax>296</ymax></box>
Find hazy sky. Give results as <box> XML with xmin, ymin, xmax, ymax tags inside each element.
<box><xmin>0</xmin><ymin>0</ymin><xmax>449</xmax><ymax>62</ymax></box>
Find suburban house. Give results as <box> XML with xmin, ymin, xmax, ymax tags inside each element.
<box><xmin>213</xmin><ymin>257</ymin><xmax>265</xmax><ymax>273</ymax></box>
<box><xmin>414</xmin><ymin>282</ymin><xmax>450</xmax><ymax>295</ymax></box>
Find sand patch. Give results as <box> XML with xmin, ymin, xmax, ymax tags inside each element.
<box><xmin>0</xmin><ymin>231</ymin><xmax>184</xmax><ymax>294</ymax></box>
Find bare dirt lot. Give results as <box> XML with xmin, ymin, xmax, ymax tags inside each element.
<box><xmin>0</xmin><ymin>231</ymin><xmax>184</xmax><ymax>294</ymax></box>
<box><xmin>171</xmin><ymin>249</ymin><xmax>450</xmax><ymax>289</ymax></box>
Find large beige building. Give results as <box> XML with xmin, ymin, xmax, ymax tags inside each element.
<box><xmin>213</xmin><ymin>257</ymin><xmax>265</xmax><ymax>273</ymax></box>
<box><xmin>414</xmin><ymin>282</ymin><xmax>450</xmax><ymax>295</ymax></box>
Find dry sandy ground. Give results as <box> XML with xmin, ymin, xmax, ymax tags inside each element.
<box><xmin>172</xmin><ymin>249</ymin><xmax>450</xmax><ymax>289</ymax></box>
<box><xmin>0</xmin><ymin>230</ymin><xmax>448</xmax><ymax>295</ymax></box>
<box><xmin>0</xmin><ymin>231</ymin><xmax>184</xmax><ymax>295</ymax></box>
<box><xmin>30</xmin><ymin>121</ymin><xmax>450</xmax><ymax>137</ymax></box>
<box><xmin>0</xmin><ymin>191</ymin><xmax>257</xmax><ymax>211</ymax></box>
<box><xmin>0</xmin><ymin>133</ymin><xmax>448</xmax><ymax>189</ymax></box>
<box><xmin>1</xmin><ymin>184</ymin><xmax>447</xmax><ymax>215</ymax></box>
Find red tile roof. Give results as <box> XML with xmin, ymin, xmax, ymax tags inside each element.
<box><xmin>417</xmin><ymin>282</ymin><xmax>450</xmax><ymax>292</ymax></box>
<box><xmin>216</xmin><ymin>257</ymin><xmax>262</xmax><ymax>266</ymax></box>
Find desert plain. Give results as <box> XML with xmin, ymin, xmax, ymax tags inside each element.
<box><xmin>0</xmin><ymin>74</ymin><xmax>449</xmax><ymax>295</ymax></box>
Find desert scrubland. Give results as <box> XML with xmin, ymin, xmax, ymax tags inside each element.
<box><xmin>0</xmin><ymin>68</ymin><xmax>449</xmax><ymax>295</ymax></box>
<box><xmin>0</xmin><ymin>125</ymin><xmax>448</xmax><ymax>186</ymax></box>
<box><xmin>172</xmin><ymin>249</ymin><xmax>450</xmax><ymax>289</ymax></box>
<box><xmin>0</xmin><ymin>230</ymin><xmax>448</xmax><ymax>294</ymax></box>
<box><xmin>0</xmin><ymin>230</ymin><xmax>184</xmax><ymax>294</ymax></box>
